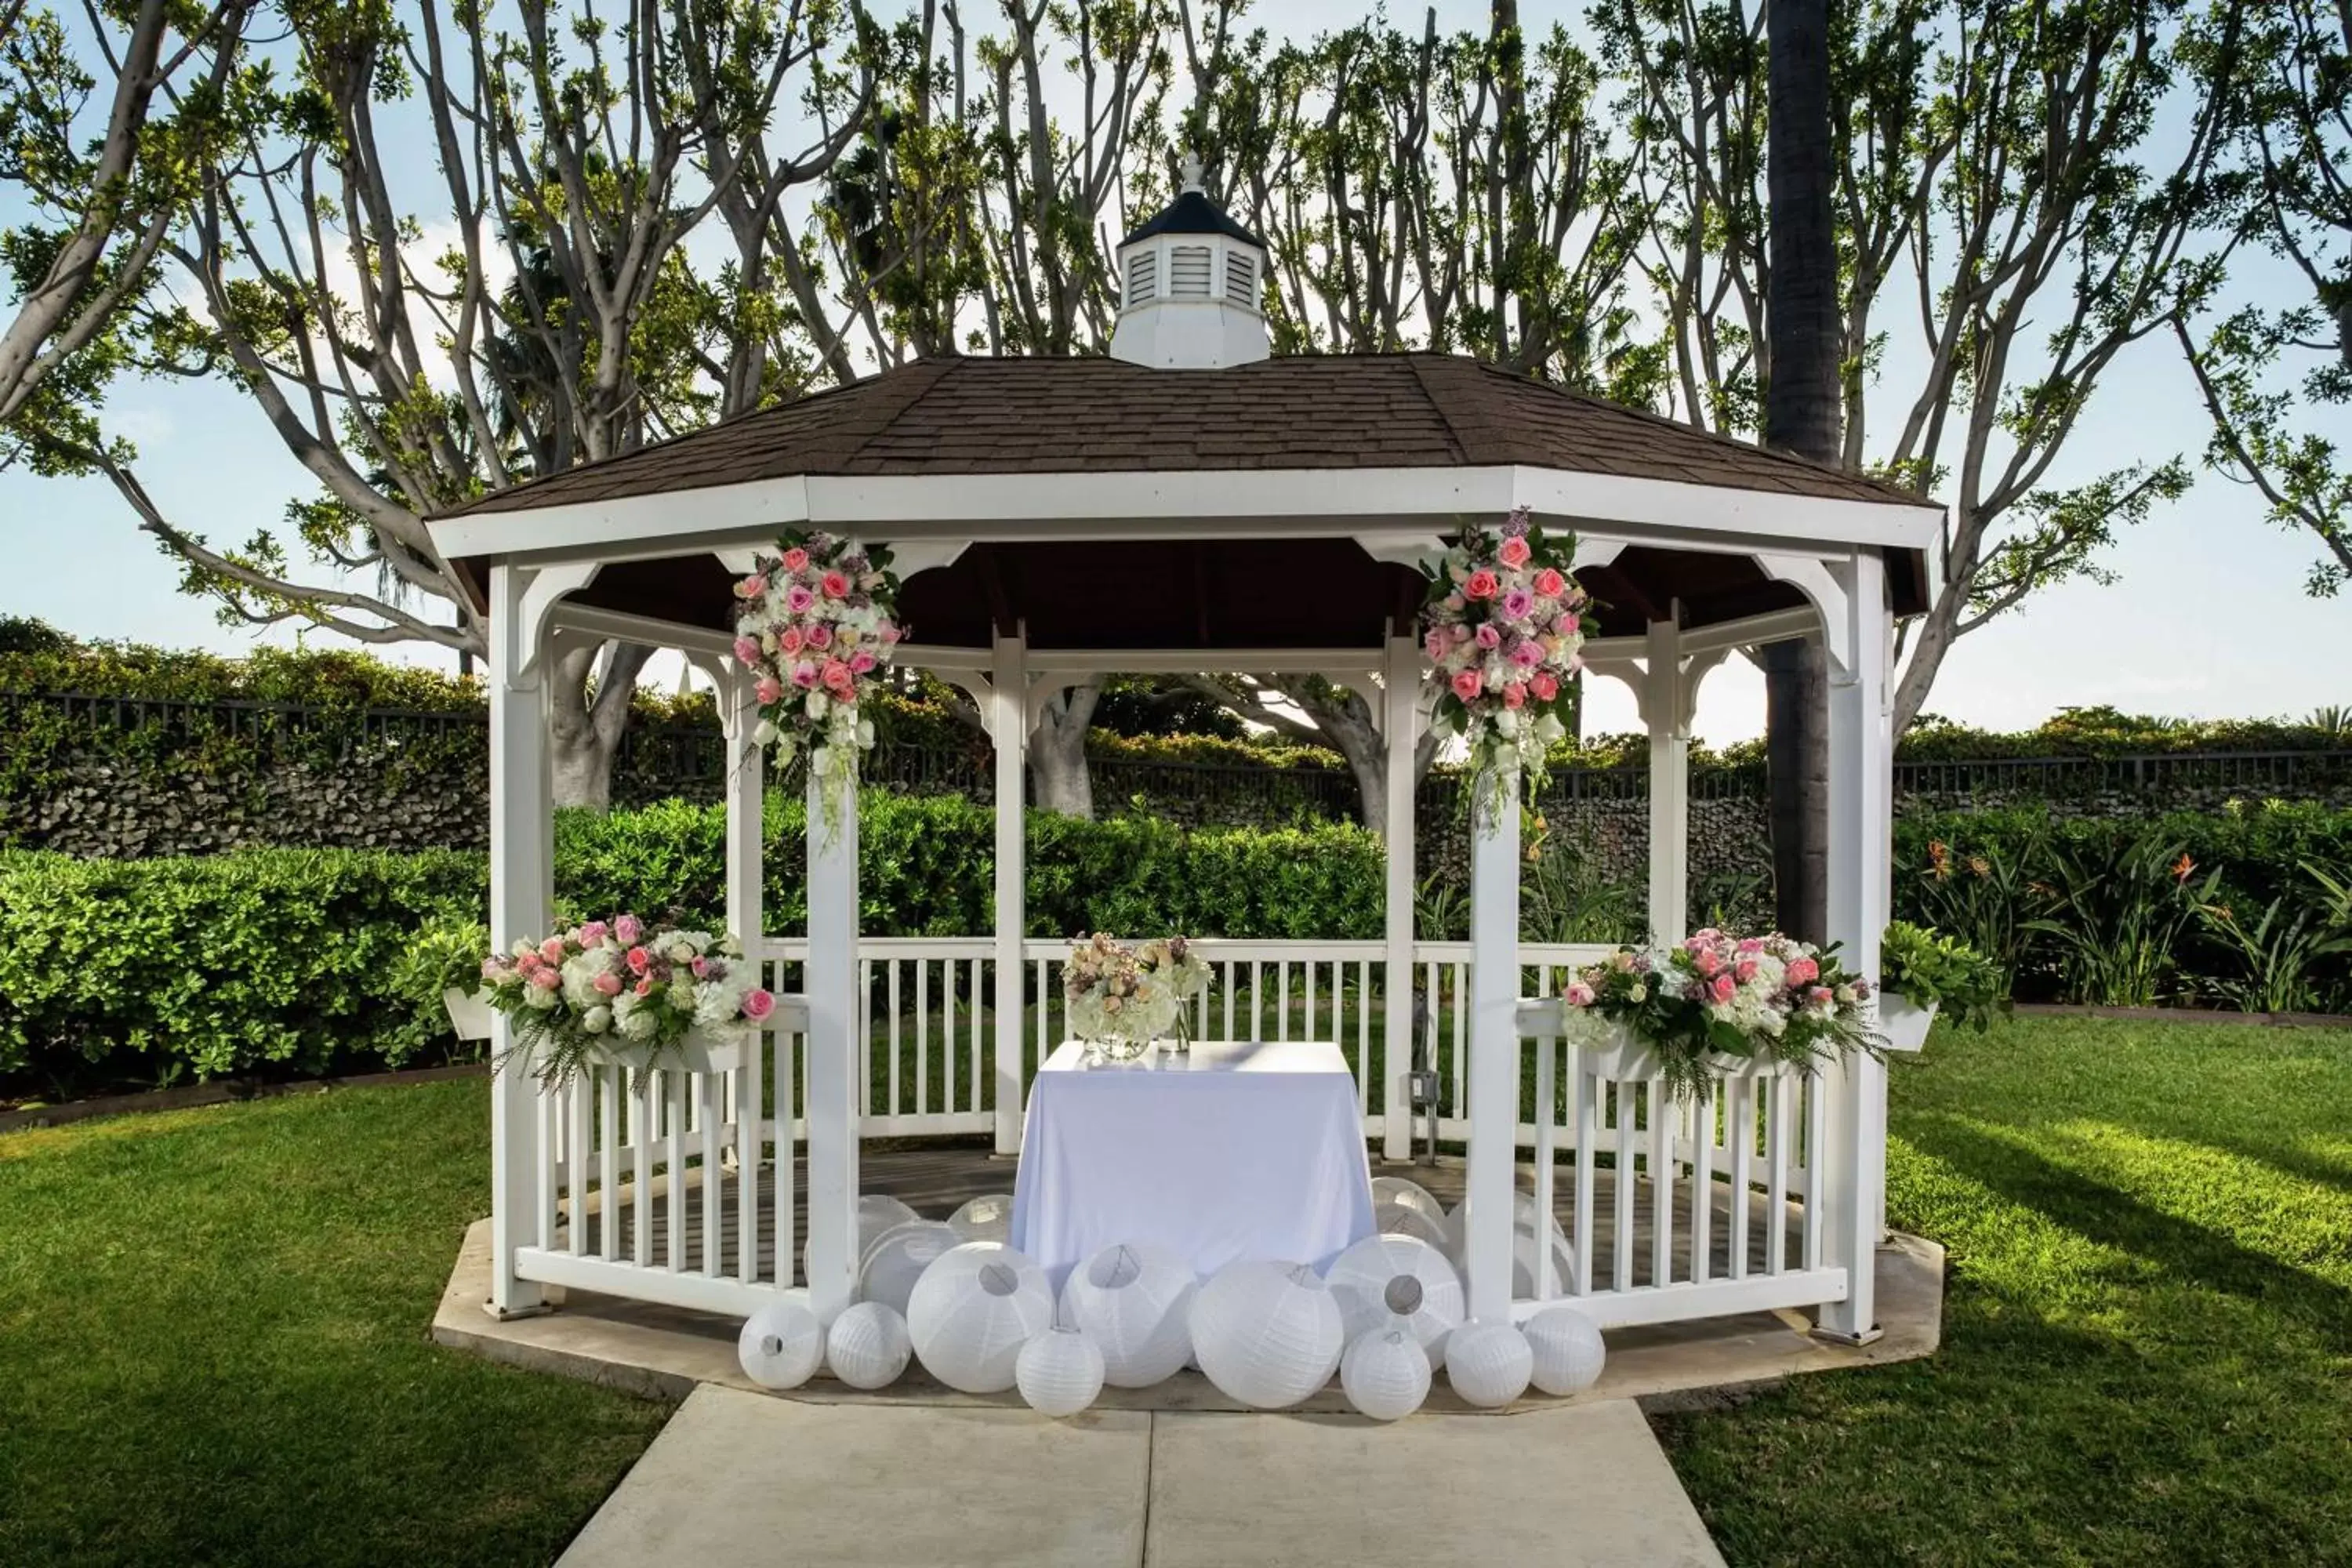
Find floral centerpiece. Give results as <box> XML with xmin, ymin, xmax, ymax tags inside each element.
<box><xmin>479</xmin><ymin>913</ymin><xmax>775</xmax><ymax>1087</ymax></box>
<box><xmin>731</xmin><ymin>531</ymin><xmax>904</xmax><ymax>833</ymax></box>
<box><xmin>1062</xmin><ymin>933</ymin><xmax>1211</xmax><ymax>1060</ymax></box>
<box><xmin>1559</xmin><ymin>930</ymin><xmax>1875</xmax><ymax>1099</ymax></box>
<box><xmin>1421</xmin><ymin>506</ymin><xmax>1589</xmax><ymax>816</ymax></box>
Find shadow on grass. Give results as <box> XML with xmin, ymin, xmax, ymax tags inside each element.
<box><xmin>1902</xmin><ymin>1115</ymin><xmax>2352</xmax><ymax>1352</ymax></box>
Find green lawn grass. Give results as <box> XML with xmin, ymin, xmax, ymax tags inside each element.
<box><xmin>0</xmin><ymin>1080</ymin><xmax>670</xmax><ymax>1567</ymax></box>
<box><xmin>2</xmin><ymin>1018</ymin><xmax>2345</xmax><ymax>1566</ymax></box>
<box><xmin>1656</xmin><ymin>1014</ymin><xmax>2352</xmax><ymax>1564</ymax></box>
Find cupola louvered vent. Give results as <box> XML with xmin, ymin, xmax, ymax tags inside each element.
<box><xmin>1224</xmin><ymin>251</ymin><xmax>1256</xmax><ymax>307</ymax></box>
<box><xmin>1170</xmin><ymin>245</ymin><xmax>1212</xmax><ymax>297</ymax></box>
<box><xmin>1125</xmin><ymin>251</ymin><xmax>1156</xmax><ymax>307</ymax></box>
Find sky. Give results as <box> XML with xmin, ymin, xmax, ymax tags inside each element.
<box><xmin>2</xmin><ymin>0</ymin><xmax>2343</xmax><ymax>742</ymax></box>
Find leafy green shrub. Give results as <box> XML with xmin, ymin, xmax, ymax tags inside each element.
<box><xmin>1878</xmin><ymin>921</ymin><xmax>2008</xmax><ymax>1032</ymax></box>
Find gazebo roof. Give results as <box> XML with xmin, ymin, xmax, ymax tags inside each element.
<box><xmin>435</xmin><ymin>353</ymin><xmax>1937</xmax><ymax>652</ymax></box>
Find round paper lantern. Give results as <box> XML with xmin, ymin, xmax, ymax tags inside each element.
<box><xmin>1190</xmin><ymin>1260</ymin><xmax>1344</xmax><ymax>1410</ymax></box>
<box><xmin>1061</xmin><ymin>1243</ymin><xmax>1196</xmax><ymax>1388</ymax></box>
<box><xmin>1370</xmin><ymin>1175</ymin><xmax>1446</xmax><ymax>1224</ymax></box>
<box><xmin>738</xmin><ymin>1299</ymin><xmax>823</xmax><ymax>1390</ymax></box>
<box><xmin>906</xmin><ymin>1242</ymin><xmax>1055</xmax><ymax>1394</ymax></box>
<box><xmin>948</xmin><ymin>1192</ymin><xmax>1014</xmax><ymax>1245</ymax></box>
<box><xmin>1523</xmin><ymin>1305</ymin><xmax>1606</xmax><ymax>1396</ymax></box>
<box><xmin>1444</xmin><ymin>1320</ymin><xmax>1534</xmax><ymax>1409</ymax></box>
<box><xmin>1323</xmin><ymin>1233</ymin><xmax>1465</xmax><ymax>1359</ymax></box>
<box><xmin>1340</xmin><ymin>1327</ymin><xmax>1431</xmax><ymax>1421</ymax></box>
<box><xmin>825</xmin><ymin>1301</ymin><xmax>911</xmax><ymax>1390</ymax></box>
<box><xmin>859</xmin><ymin>1220</ymin><xmax>958</xmax><ymax>1318</ymax></box>
<box><xmin>1373</xmin><ymin>1201</ymin><xmax>1450</xmax><ymax>1250</ymax></box>
<box><xmin>858</xmin><ymin>1193</ymin><xmax>921</xmax><ymax>1253</ymax></box>
<box><xmin>1015</xmin><ymin>1326</ymin><xmax>1105</xmax><ymax>1417</ymax></box>
<box><xmin>1512</xmin><ymin>1224</ymin><xmax>1577</xmax><ymax>1301</ymax></box>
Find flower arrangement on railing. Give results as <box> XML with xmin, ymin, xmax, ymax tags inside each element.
<box><xmin>480</xmin><ymin>913</ymin><xmax>775</xmax><ymax>1087</ymax></box>
<box><xmin>1063</xmin><ymin>933</ymin><xmax>1212</xmax><ymax>1061</ymax></box>
<box><xmin>1559</xmin><ymin>930</ymin><xmax>1875</xmax><ymax>1099</ymax></box>
<box><xmin>1421</xmin><ymin>506</ymin><xmax>1588</xmax><ymax>818</ymax></box>
<box><xmin>732</xmin><ymin>531</ymin><xmax>903</xmax><ymax>833</ymax></box>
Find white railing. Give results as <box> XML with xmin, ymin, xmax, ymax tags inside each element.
<box><xmin>514</xmin><ymin>936</ymin><xmax>1849</xmax><ymax>1328</ymax></box>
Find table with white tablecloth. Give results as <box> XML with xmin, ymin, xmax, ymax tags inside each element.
<box><xmin>1008</xmin><ymin>1037</ymin><xmax>1377</xmax><ymax>1290</ymax></box>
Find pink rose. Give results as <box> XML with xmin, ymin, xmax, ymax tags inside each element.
<box><xmin>735</xmin><ymin>573</ymin><xmax>768</xmax><ymax>600</ymax></box>
<box><xmin>879</xmin><ymin>624</ymin><xmax>902</xmax><ymax>645</ymax></box>
<box><xmin>786</xmin><ymin>583</ymin><xmax>816</xmax><ymax>613</ymax></box>
<box><xmin>1693</xmin><ymin>948</ymin><xmax>1720</xmax><ymax>977</ymax></box>
<box><xmin>1501</xmin><ymin>587</ymin><xmax>1535</xmax><ymax>620</ymax></box>
<box><xmin>613</xmin><ymin>914</ymin><xmax>641</xmax><ymax>945</ymax></box>
<box><xmin>635</xmin><ymin>977</ymin><xmax>656</xmax><ymax>998</ymax></box>
<box><xmin>480</xmin><ymin>957</ymin><xmax>503</xmax><ymax>982</ymax></box>
<box><xmin>1810</xmin><ymin>985</ymin><xmax>1835</xmax><ymax>1007</ymax></box>
<box><xmin>578</xmin><ymin>920</ymin><xmax>609</xmax><ymax>945</ymax></box>
<box><xmin>779</xmin><ymin>546</ymin><xmax>811</xmax><ymax>573</ymax></box>
<box><xmin>821</xmin><ymin>571</ymin><xmax>850</xmax><ymax>600</ymax></box>
<box><xmin>731</xmin><ymin>635</ymin><xmax>760</xmax><ymax>663</ymax></box>
<box><xmin>1497</xmin><ymin>535</ymin><xmax>1532</xmax><ymax>568</ymax></box>
<box><xmin>1501</xmin><ymin>682</ymin><xmax>1526</xmax><ymax>710</ymax></box>
<box><xmin>1786</xmin><ymin>956</ymin><xmax>1819</xmax><ymax>985</ymax></box>
<box><xmin>1530</xmin><ymin>672</ymin><xmax>1559</xmax><ymax>702</ymax></box>
<box><xmin>1449</xmin><ymin>622</ymin><xmax>1473</xmax><ymax>645</ymax></box>
<box><xmin>755</xmin><ymin>674</ymin><xmax>785</xmax><ymax>705</ymax></box>
<box><xmin>691</xmin><ymin>956</ymin><xmax>710</xmax><ymax>978</ymax></box>
<box><xmin>1561</xmin><ymin>612</ymin><xmax>1580</xmax><ymax>635</ymax></box>
<box><xmin>1463</xmin><ymin>568</ymin><xmax>1499</xmax><ymax>601</ymax></box>
<box><xmin>1475</xmin><ymin>622</ymin><xmax>1501</xmax><ymax>650</ymax></box>
<box><xmin>627</xmin><ymin>946</ymin><xmax>652</xmax><ymax>975</ymax></box>
<box><xmin>1563</xmin><ymin>981</ymin><xmax>1595</xmax><ymax>1007</ymax></box>
<box><xmin>1533</xmin><ymin>567</ymin><xmax>1566</xmax><ymax>597</ymax></box>
<box><xmin>1711</xmin><ymin>974</ymin><xmax>1737</xmax><ymax>1003</ymax></box>
<box><xmin>1509</xmin><ymin>640</ymin><xmax>1544</xmax><ymax>669</ymax></box>
<box><xmin>822</xmin><ymin>659</ymin><xmax>854</xmax><ymax>692</ymax></box>
<box><xmin>806</xmin><ymin>623</ymin><xmax>833</xmax><ymax>651</ymax></box>
<box><xmin>789</xmin><ymin>661</ymin><xmax>819</xmax><ymax>689</ymax></box>
<box><xmin>538</xmin><ymin>936</ymin><xmax>565</xmax><ymax>964</ymax></box>
<box><xmin>741</xmin><ymin>987</ymin><xmax>776</xmax><ymax>1022</ymax></box>
<box><xmin>1425</xmin><ymin>631</ymin><xmax>1446</xmax><ymax>661</ymax></box>
<box><xmin>778</xmin><ymin>627</ymin><xmax>804</xmax><ymax>655</ymax></box>
<box><xmin>1451</xmin><ymin>669</ymin><xmax>1483</xmax><ymax>702</ymax></box>
<box><xmin>592</xmin><ymin>971</ymin><xmax>623</xmax><ymax>997</ymax></box>
<box><xmin>848</xmin><ymin>649</ymin><xmax>877</xmax><ymax>675</ymax></box>
<box><xmin>531</xmin><ymin>967</ymin><xmax>561</xmax><ymax>992</ymax></box>
<box><xmin>1734</xmin><ymin>959</ymin><xmax>1759</xmax><ymax>982</ymax></box>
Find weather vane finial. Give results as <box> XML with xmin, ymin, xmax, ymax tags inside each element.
<box><xmin>1180</xmin><ymin>149</ymin><xmax>1206</xmax><ymax>194</ymax></box>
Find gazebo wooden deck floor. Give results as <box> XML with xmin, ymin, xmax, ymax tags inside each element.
<box><xmin>556</xmin><ymin>1141</ymin><xmax>1813</xmax><ymax>1288</ymax></box>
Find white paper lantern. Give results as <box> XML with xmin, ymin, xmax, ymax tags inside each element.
<box><xmin>1190</xmin><ymin>1260</ymin><xmax>1344</xmax><ymax>1410</ymax></box>
<box><xmin>1340</xmin><ymin>1327</ymin><xmax>1431</xmax><ymax>1421</ymax></box>
<box><xmin>1370</xmin><ymin>1175</ymin><xmax>1446</xmax><ymax>1224</ymax></box>
<box><xmin>1061</xmin><ymin>1243</ymin><xmax>1196</xmax><ymax>1388</ymax></box>
<box><xmin>1523</xmin><ymin>1305</ymin><xmax>1606</xmax><ymax>1396</ymax></box>
<box><xmin>858</xmin><ymin>1193</ymin><xmax>922</xmax><ymax>1254</ymax></box>
<box><xmin>1445</xmin><ymin>1320</ymin><xmax>1534</xmax><ymax>1409</ymax></box>
<box><xmin>1323</xmin><ymin>1233</ymin><xmax>1465</xmax><ymax>1360</ymax></box>
<box><xmin>1512</xmin><ymin>1224</ymin><xmax>1577</xmax><ymax>1301</ymax></box>
<box><xmin>906</xmin><ymin>1242</ymin><xmax>1055</xmax><ymax>1394</ymax></box>
<box><xmin>738</xmin><ymin>1299</ymin><xmax>823</xmax><ymax>1390</ymax></box>
<box><xmin>1373</xmin><ymin>1201</ymin><xmax>1450</xmax><ymax>1250</ymax></box>
<box><xmin>1015</xmin><ymin>1326</ymin><xmax>1105</xmax><ymax>1417</ymax></box>
<box><xmin>826</xmin><ymin>1301</ymin><xmax>912</xmax><ymax>1390</ymax></box>
<box><xmin>948</xmin><ymin>1192</ymin><xmax>1015</xmax><ymax>1245</ymax></box>
<box><xmin>859</xmin><ymin>1220</ymin><xmax>959</xmax><ymax>1318</ymax></box>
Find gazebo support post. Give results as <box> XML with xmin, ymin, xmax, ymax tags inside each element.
<box><xmin>992</xmin><ymin>629</ymin><xmax>1027</xmax><ymax>1156</ymax></box>
<box><xmin>1815</xmin><ymin>550</ymin><xmax>1892</xmax><ymax>1344</ymax></box>
<box><xmin>804</xmin><ymin>768</ymin><xmax>862</xmax><ymax>1321</ymax></box>
<box><xmin>1380</xmin><ymin>632</ymin><xmax>1418</xmax><ymax>1163</ymax></box>
<box><xmin>1643</xmin><ymin>615</ymin><xmax>1690</xmax><ymax>945</ymax></box>
<box><xmin>1463</xmin><ymin>763</ymin><xmax>1523</xmax><ymax>1323</ymax></box>
<box><xmin>719</xmin><ymin>663</ymin><xmax>765</xmax><ymax>1283</ymax></box>
<box><xmin>485</xmin><ymin>563</ymin><xmax>552</xmax><ymax>1318</ymax></box>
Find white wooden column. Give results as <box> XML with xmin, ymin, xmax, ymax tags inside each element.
<box><xmin>719</xmin><ymin>665</ymin><xmax>765</xmax><ymax>1283</ymax></box>
<box><xmin>485</xmin><ymin>562</ymin><xmax>553</xmax><ymax>1318</ymax></box>
<box><xmin>804</xmin><ymin>759</ymin><xmax>862</xmax><ymax>1321</ymax></box>
<box><xmin>991</xmin><ymin>630</ymin><xmax>1028</xmax><ymax>1155</ymax></box>
<box><xmin>1817</xmin><ymin>550</ymin><xmax>1892</xmax><ymax>1343</ymax></box>
<box><xmin>1644</xmin><ymin>615</ymin><xmax>1690</xmax><ymax>945</ymax></box>
<box><xmin>1381</xmin><ymin>632</ymin><xmax>1418</xmax><ymax>1162</ymax></box>
<box><xmin>1464</xmin><ymin>762</ymin><xmax>1522</xmax><ymax>1323</ymax></box>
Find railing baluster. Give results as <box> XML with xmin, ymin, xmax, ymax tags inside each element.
<box><xmin>1691</xmin><ymin>1086</ymin><xmax>1715</xmax><ymax>1286</ymax></box>
<box><xmin>699</xmin><ymin>1068</ymin><xmax>723</xmax><ymax>1275</ymax></box>
<box><xmin>600</xmin><ymin>1066</ymin><xmax>619</xmax><ymax>1263</ymax></box>
<box><xmin>568</xmin><ymin>1078</ymin><xmax>591</xmax><ymax>1257</ymax></box>
<box><xmin>1651</xmin><ymin>1077</ymin><xmax>1674</xmax><ymax>1289</ymax></box>
<box><xmin>1613</xmin><ymin>1081</ymin><xmax>1636</xmax><ymax>1293</ymax></box>
<box><xmin>1572</xmin><ymin>1058</ymin><xmax>1595</xmax><ymax>1296</ymax></box>
<box><xmin>888</xmin><ymin>960</ymin><xmax>902</xmax><ymax>1119</ymax></box>
<box><xmin>1728</xmin><ymin>1076</ymin><xmax>1752</xmax><ymax>1280</ymax></box>
<box><xmin>1533</xmin><ymin>1036</ymin><xmax>1556</xmax><ymax>1301</ymax></box>
<box><xmin>1802</xmin><ymin>1071</ymin><xmax>1825</xmax><ymax>1274</ymax></box>
<box><xmin>665</xmin><ymin>1069</ymin><xmax>686</xmax><ymax>1273</ymax></box>
<box><xmin>1766</xmin><ymin>1074</ymin><xmax>1791</xmax><ymax>1276</ymax></box>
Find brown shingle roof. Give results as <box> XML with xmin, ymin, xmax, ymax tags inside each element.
<box><xmin>442</xmin><ymin>354</ymin><xmax>1934</xmax><ymax>517</ymax></box>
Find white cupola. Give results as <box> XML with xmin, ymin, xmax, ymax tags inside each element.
<box><xmin>1107</xmin><ymin>154</ymin><xmax>1270</xmax><ymax>370</ymax></box>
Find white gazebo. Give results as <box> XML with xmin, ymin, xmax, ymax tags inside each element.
<box><xmin>427</xmin><ymin>175</ymin><xmax>1939</xmax><ymax>1355</ymax></box>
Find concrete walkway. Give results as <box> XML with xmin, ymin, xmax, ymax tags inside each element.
<box><xmin>557</xmin><ymin>1385</ymin><xmax>1726</xmax><ymax>1568</ymax></box>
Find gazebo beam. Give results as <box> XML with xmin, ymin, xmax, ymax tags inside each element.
<box><xmin>1463</xmin><ymin>768</ymin><xmax>1523</xmax><ymax>1325</ymax></box>
<box><xmin>803</xmin><ymin>766</ymin><xmax>862</xmax><ymax>1323</ymax></box>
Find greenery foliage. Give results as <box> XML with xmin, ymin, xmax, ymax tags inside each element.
<box><xmin>1878</xmin><ymin>921</ymin><xmax>2008</xmax><ymax>1033</ymax></box>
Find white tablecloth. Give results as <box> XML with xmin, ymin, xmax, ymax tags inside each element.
<box><xmin>1009</xmin><ymin>1038</ymin><xmax>1377</xmax><ymax>1290</ymax></box>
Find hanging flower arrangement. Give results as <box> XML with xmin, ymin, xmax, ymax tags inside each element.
<box><xmin>1420</xmin><ymin>506</ymin><xmax>1588</xmax><ymax>812</ymax></box>
<box><xmin>732</xmin><ymin>531</ymin><xmax>904</xmax><ymax>829</ymax></box>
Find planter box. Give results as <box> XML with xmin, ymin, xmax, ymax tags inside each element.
<box><xmin>443</xmin><ymin>988</ymin><xmax>495</xmax><ymax>1042</ymax></box>
<box><xmin>1570</xmin><ymin>1025</ymin><xmax>1661</xmax><ymax>1083</ymax></box>
<box><xmin>597</xmin><ymin>1029</ymin><xmax>752</xmax><ymax>1078</ymax></box>
<box><xmin>1878</xmin><ymin>993</ymin><xmax>1938</xmax><ymax>1051</ymax></box>
<box><xmin>1702</xmin><ymin>1051</ymin><xmax>1809</xmax><ymax>1083</ymax></box>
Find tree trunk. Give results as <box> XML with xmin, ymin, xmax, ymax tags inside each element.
<box><xmin>1762</xmin><ymin>0</ymin><xmax>1838</xmax><ymax>944</ymax></box>
<box><xmin>547</xmin><ymin>640</ymin><xmax>654</xmax><ymax>812</ymax></box>
<box><xmin>1028</xmin><ymin>678</ymin><xmax>1102</xmax><ymax>818</ymax></box>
